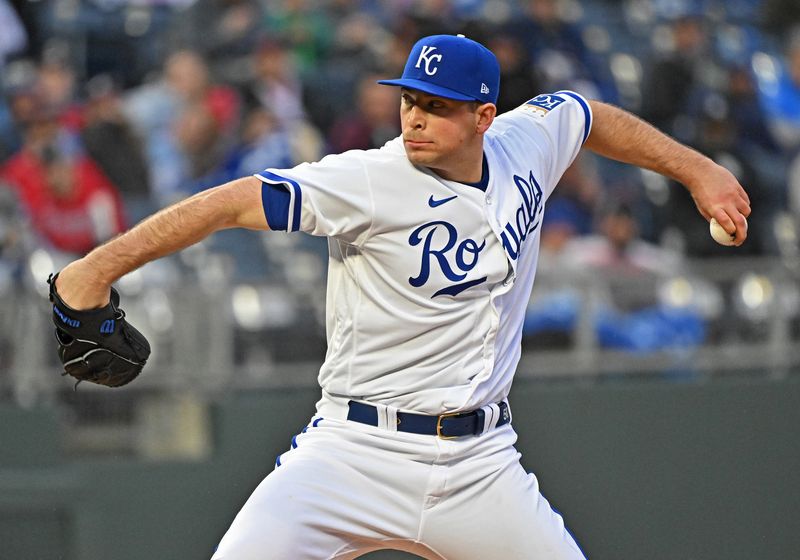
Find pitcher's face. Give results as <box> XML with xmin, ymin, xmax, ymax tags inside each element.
<box><xmin>399</xmin><ymin>89</ymin><xmax>489</xmax><ymax>179</ymax></box>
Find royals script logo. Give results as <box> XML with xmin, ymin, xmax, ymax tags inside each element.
<box><xmin>407</xmin><ymin>171</ymin><xmax>543</xmax><ymax>297</ymax></box>
<box><xmin>500</xmin><ymin>171</ymin><xmax>544</xmax><ymax>261</ymax></box>
<box><xmin>408</xmin><ymin>221</ymin><xmax>487</xmax><ymax>298</ymax></box>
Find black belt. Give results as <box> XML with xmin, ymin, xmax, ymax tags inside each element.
<box><xmin>347</xmin><ymin>400</ymin><xmax>510</xmax><ymax>439</ymax></box>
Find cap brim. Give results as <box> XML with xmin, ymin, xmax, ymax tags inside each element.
<box><xmin>377</xmin><ymin>78</ymin><xmax>476</xmax><ymax>102</ymax></box>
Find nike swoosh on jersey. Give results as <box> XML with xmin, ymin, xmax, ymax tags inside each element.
<box><xmin>428</xmin><ymin>195</ymin><xmax>458</xmax><ymax>207</ymax></box>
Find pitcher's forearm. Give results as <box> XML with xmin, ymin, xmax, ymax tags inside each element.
<box><xmin>83</xmin><ymin>194</ymin><xmax>219</xmax><ymax>285</ymax></box>
<box><xmin>56</xmin><ymin>177</ymin><xmax>267</xmax><ymax>307</ymax></box>
<box><xmin>583</xmin><ymin>99</ymin><xmax>750</xmax><ymax>242</ymax></box>
<box><xmin>585</xmin><ymin>100</ymin><xmax>713</xmax><ymax>189</ymax></box>
<box><xmin>82</xmin><ymin>177</ymin><xmax>266</xmax><ymax>284</ymax></box>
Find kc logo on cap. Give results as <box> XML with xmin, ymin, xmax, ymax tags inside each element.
<box><xmin>416</xmin><ymin>45</ymin><xmax>443</xmax><ymax>76</ymax></box>
<box><xmin>378</xmin><ymin>34</ymin><xmax>500</xmax><ymax>104</ymax></box>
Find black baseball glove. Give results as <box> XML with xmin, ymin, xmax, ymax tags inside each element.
<box><xmin>48</xmin><ymin>273</ymin><xmax>151</xmax><ymax>388</ymax></box>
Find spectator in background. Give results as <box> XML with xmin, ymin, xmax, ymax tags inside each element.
<box><xmin>1</xmin><ymin>99</ymin><xmax>126</xmax><ymax>256</ymax></box>
<box><xmin>3</xmin><ymin>57</ymin><xmax>84</xmax><ymax>163</ymax></box>
<box><xmin>223</xmin><ymin>105</ymin><xmax>293</xmax><ymax>181</ymax></box>
<box><xmin>727</xmin><ymin>65</ymin><xmax>783</xmax><ymax>159</ymax></box>
<box><xmin>36</xmin><ymin>46</ymin><xmax>84</xmax><ymax>133</ymax></box>
<box><xmin>302</xmin><ymin>11</ymin><xmax>385</xmax><ymax>135</ymax></box>
<box><xmin>539</xmin><ymin>155</ymin><xmax>603</xmax><ymax>271</ymax></box>
<box><xmin>263</xmin><ymin>0</ymin><xmax>334</xmax><ymax>75</ymax></box>
<box><xmin>247</xmin><ymin>39</ymin><xmax>308</xmax><ymax>132</ymax></box>
<box><xmin>0</xmin><ymin>59</ymin><xmax>38</xmax><ymax>161</ymax></box>
<box><xmin>81</xmin><ymin>74</ymin><xmax>152</xmax><ymax>223</ymax></box>
<box><xmin>165</xmin><ymin>50</ymin><xmax>240</xmax><ymax>142</ymax></box>
<box><xmin>507</xmin><ymin>0</ymin><xmax>608</xmax><ymax>99</ymax></box>
<box><xmin>382</xmin><ymin>32</ymin><xmax>417</xmax><ymax>79</ymax></box>
<box><xmin>538</xmin><ymin>205</ymin><xmax>580</xmax><ymax>269</ymax></box>
<box><xmin>244</xmin><ymin>38</ymin><xmax>323</xmax><ymax>164</ymax></box>
<box><xmin>122</xmin><ymin>60</ymin><xmax>182</xmax><ymax>206</ymax></box>
<box><xmin>183</xmin><ymin>102</ymin><xmax>294</xmax><ymax>198</ymax></box>
<box><xmin>168</xmin><ymin>0</ymin><xmax>263</xmax><ymax>86</ymax></box>
<box><xmin>543</xmin><ymin>155</ymin><xmax>601</xmax><ymax>235</ymax></box>
<box><xmin>724</xmin><ymin>65</ymin><xmax>787</xmax><ymax>254</ymax></box>
<box><xmin>561</xmin><ymin>201</ymin><xmax>683</xmax><ymax>277</ymax></box>
<box><xmin>327</xmin><ymin>73</ymin><xmax>400</xmax><ymax>152</ymax></box>
<box><xmin>177</xmin><ymin>101</ymin><xmax>228</xmax><ymax>184</ymax></box>
<box><xmin>488</xmin><ymin>34</ymin><xmax>542</xmax><ymax>115</ymax></box>
<box><xmin>398</xmin><ymin>0</ymin><xmax>461</xmax><ymax>40</ymax></box>
<box><xmin>639</xmin><ymin>13</ymin><xmax>712</xmax><ymax>143</ymax></box>
<box><xmin>124</xmin><ymin>49</ymin><xmax>240</xmax><ymax>205</ymax></box>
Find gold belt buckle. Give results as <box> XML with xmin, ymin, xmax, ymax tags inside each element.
<box><xmin>436</xmin><ymin>411</ymin><xmax>461</xmax><ymax>439</ymax></box>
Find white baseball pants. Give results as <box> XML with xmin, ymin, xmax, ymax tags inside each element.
<box><xmin>211</xmin><ymin>413</ymin><xmax>586</xmax><ymax>559</ymax></box>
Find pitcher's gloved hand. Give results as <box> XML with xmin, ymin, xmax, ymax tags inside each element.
<box><xmin>48</xmin><ymin>273</ymin><xmax>150</xmax><ymax>388</ymax></box>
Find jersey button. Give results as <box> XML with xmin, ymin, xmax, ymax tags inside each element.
<box><xmin>485</xmin><ymin>195</ymin><xmax>493</xmax><ymax>205</ymax></box>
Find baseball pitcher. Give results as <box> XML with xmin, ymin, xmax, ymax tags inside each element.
<box><xmin>49</xmin><ymin>34</ymin><xmax>750</xmax><ymax>559</ymax></box>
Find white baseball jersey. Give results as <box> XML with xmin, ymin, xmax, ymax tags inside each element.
<box><xmin>215</xmin><ymin>91</ymin><xmax>593</xmax><ymax>560</ymax></box>
<box><xmin>256</xmin><ymin>91</ymin><xmax>592</xmax><ymax>415</ymax></box>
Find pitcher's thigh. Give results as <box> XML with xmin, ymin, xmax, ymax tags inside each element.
<box><xmin>422</xmin><ymin>460</ymin><xmax>586</xmax><ymax>560</ymax></box>
<box><xmin>211</xmin><ymin>430</ymin><xmax>430</xmax><ymax>560</ymax></box>
<box><xmin>210</xmin><ymin>460</ymin><xmax>364</xmax><ymax>560</ymax></box>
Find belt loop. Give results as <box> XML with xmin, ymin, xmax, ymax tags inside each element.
<box><xmin>374</xmin><ymin>403</ymin><xmax>388</xmax><ymax>430</ymax></box>
<box><xmin>373</xmin><ymin>403</ymin><xmax>400</xmax><ymax>431</ymax></box>
<box><xmin>385</xmin><ymin>405</ymin><xmax>399</xmax><ymax>432</ymax></box>
<box><xmin>478</xmin><ymin>403</ymin><xmax>501</xmax><ymax>435</ymax></box>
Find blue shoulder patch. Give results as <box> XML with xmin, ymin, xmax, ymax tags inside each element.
<box><xmin>524</xmin><ymin>93</ymin><xmax>567</xmax><ymax>112</ymax></box>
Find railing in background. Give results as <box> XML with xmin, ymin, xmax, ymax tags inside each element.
<box><xmin>1</xmin><ymin>255</ymin><xmax>798</xmax><ymax>458</ymax></box>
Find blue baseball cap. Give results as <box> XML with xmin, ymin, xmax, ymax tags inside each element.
<box><xmin>378</xmin><ymin>34</ymin><xmax>500</xmax><ymax>104</ymax></box>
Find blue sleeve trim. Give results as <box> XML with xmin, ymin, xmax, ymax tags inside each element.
<box><xmin>256</xmin><ymin>170</ymin><xmax>303</xmax><ymax>232</ymax></box>
<box><xmin>260</xmin><ymin>181</ymin><xmax>291</xmax><ymax>231</ymax></box>
<box><xmin>557</xmin><ymin>91</ymin><xmax>592</xmax><ymax>144</ymax></box>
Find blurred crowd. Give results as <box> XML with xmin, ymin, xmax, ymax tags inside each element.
<box><xmin>1</xmin><ymin>0</ymin><xmax>800</xmax><ymax>286</ymax></box>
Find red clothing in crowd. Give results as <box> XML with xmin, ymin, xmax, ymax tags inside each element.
<box><xmin>1</xmin><ymin>150</ymin><xmax>127</xmax><ymax>255</ymax></box>
<box><xmin>205</xmin><ymin>86</ymin><xmax>240</xmax><ymax>133</ymax></box>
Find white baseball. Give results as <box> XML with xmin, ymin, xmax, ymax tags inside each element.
<box><xmin>709</xmin><ymin>217</ymin><xmax>746</xmax><ymax>246</ymax></box>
